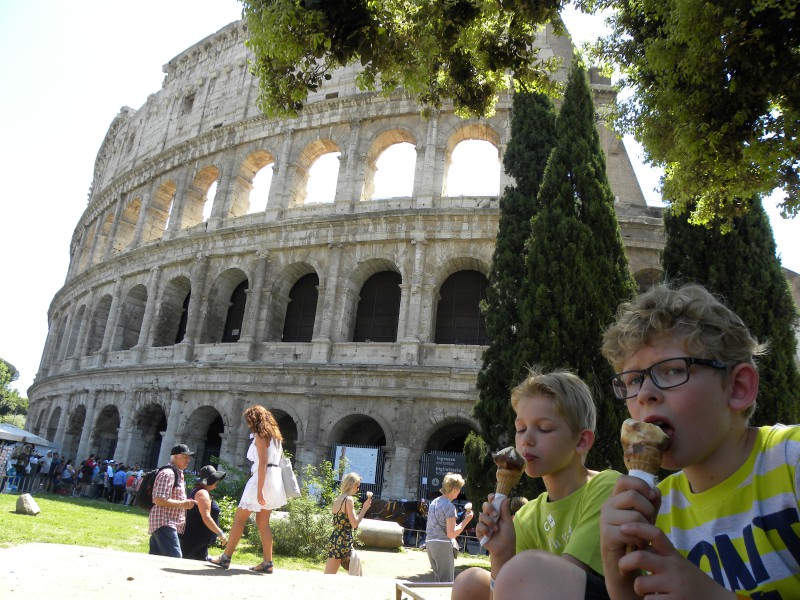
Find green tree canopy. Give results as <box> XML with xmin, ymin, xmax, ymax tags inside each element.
<box><xmin>0</xmin><ymin>358</ymin><xmax>28</xmax><ymax>427</ymax></box>
<box><xmin>661</xmin><ymin>198</ymin><xmax>800</xmax><ymax>424</ymax></box>
<box><xmin>590</xmin><ymin>0</ymin><xmax>800</xmax><ymax>223</ymax></box>
<box><xmin>240</xmin><ymin>0</ymin><xmax>800</xmax><ymax>222</ymax></box>
<box><xmin>241</xmin><ymin>0</ymin><xmax>565</xmax><ymax>118</ymax></box>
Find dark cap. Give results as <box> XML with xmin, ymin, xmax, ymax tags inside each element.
<box><xmin>197</xmin><ymin>465</ymin><xmax>226</xmax><ymax>486</ymax></box>
<box><xmin>170</xmin><ymin>443</ymin><xmax>195</xmax><ymax>456</ymax></box>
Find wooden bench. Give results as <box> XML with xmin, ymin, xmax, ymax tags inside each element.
<box><xmin>395</xmin><ymin>581</ymin><xmax>454</xmax><ymax>600</ymax></box>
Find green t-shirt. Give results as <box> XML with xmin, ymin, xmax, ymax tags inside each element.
<box><xmin>657</xmin><ymin>424</ymin><xmax>800</xmax><ymax>598</ymax></box>
<box><xmin>513</xmin><ymin>469</ymin><xmax>620</xmax><ymax>575</ymax></box>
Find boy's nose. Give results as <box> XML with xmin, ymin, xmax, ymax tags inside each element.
<box><xmin>635</xmin><ymin>374</ymin><xmax>662</xmax><ymax>402</ymax></box>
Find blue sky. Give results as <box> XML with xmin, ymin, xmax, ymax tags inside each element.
<box><xmin>0</xmin><ymin>1</ymin><xmax>796</xmax><ymax>396</ymax></box>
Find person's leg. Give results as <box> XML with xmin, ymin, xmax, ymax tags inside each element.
<box><xmin>324</xmin><ymin>557</ymin><xmax>342</xmax><ymax>574</ymax></box>
<box><xmin>493</xmin><ymin>550</ymin><xmax>587</xmax><ymax>600</ymax></box>
<box><xmin>209</xmin><ymin>507</ymin><xmax>250</xmax><ymax>566</ymax></box>
<box><xmin>255</xmin><ymin>509</ymin><xmax>273</xmax><ymax>562</ymax></box>
<box><xmin>452</xmin><ymin>566</ymin><xmax>492</xmax><ymax>600</ymax></box>
<box><xmin>150</xmin><ymin>526</ymin><xmax>182</xmax><ymax>558</ymax></box>
<box><xmin>427</xmin><ymin>542</ymin><xmax>454</xmax><ymax>582</ymax></box>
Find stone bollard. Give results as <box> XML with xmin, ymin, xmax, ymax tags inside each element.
<box><xmin>16</xmin><ymin>493</ymin><xmax>41</xmax><ymax>516</ymax></box>
<box><xmin>357</xmin><ymin>518</ymin><xmax>403</xmax><ymax>549</ymax></box>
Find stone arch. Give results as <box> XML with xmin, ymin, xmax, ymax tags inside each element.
<box><xmin>183</xmin><ymin>405</ymin><xmax>224</xmax><ymax>470</ymax></box>
<box><xmin>327</xmin><ymin>413</ymin><xmax>391</xmax><ymax>448</ymax></box>
<box><xmin>268</xmin><ymin>262</ymin><xmax>321</xmax><ymax>342</ymax></box>
<box><xmin>434</xmin><ymin>270</ymin><xmax>490</xmax><ymax>345</ymax></box>
<box><xmin>46</xmin><ymin>406</ymin><xmax>61</xmax><ymax>442</ymax></box>
<box><xmin>290</xmin><ymin>139</ymin><xmax>341</xmax><ymax>207</ymax></box>
<box><xmin>361</xmin><ymin>128</ymin><xmax>417</xmax><ymax>201</ymax></box>
<box><xmin>141</xmin><ymin>180</ymin><xmax>176</xmax><ymax>243</ymax></box>
<box><xmin>34</xmin><ymin>408</ymin><xmax>47</xmax><ymax>436</ymax></box>
<box><xmin>131</xmin><ymin>401</ymin><xmax>168</xmax><ymax>468</ymax></box>
<box><xmin>114</xmin><ymin>284</ymin><xmax>148</xmax><ymax>351</ymax></box>
<box><xmin>62</xmin><ymin>405</ymin><xmax>86</xmax><ymax>461</ymax></box>
<box><xmin>268</xmin><ymin>407</ymin><xmax>300</xmax><ymax>459</ymax></box>
<box><xmin>342</xmin><ymin>258</ymin><xmax>403</xmax><ymax>342</ymax></box>
<box><xmin>87</xmin><ymin>294</ymin><xmax>113</xmax><ymax>354</ymax></box>
<box><xmin>114</xmin><ymin>197</ymin><xmax>141</xmax><ymax>254</ymax></box>
<box><xmin>181</xmin><ymin>164</ymin><xmax>220</xmax><ymax>229</ymax></box>
<box><xmin>92</xmin><ymin>404</ymin><xmax>121</xmax><ymax>461</ymax></box>
<box><xmin>201</xmin><ymin>268</ymin><xmax>249</xmax><ymax>344</ymax></box>
<box><xmin>65</xmin><ymin>304</ymin><xmax>87</xmax><ymax>358</ymax></box>
<box><xmin>153</xmin><ymin>275</ymin><xmax>192</xmax><ymax>347</ymax></box>
<box><xmin>442</xmin><ymin>122</ymin><xmax>501</xmax><ymax>197</ymax></box>
<box><xmin>423</xmin><ymin>416</ymin><xmax>478</xmax><ymax>453</ymax></box>
<box><xmin>633</xmin><ymin>267</ymin><xmax>663</xmax><ymax>293</ymax></box>
<box><xmin>233</xmin><ymin>149</ymin><xmax>275</xmax><ymax>216</ymax></box>
<box><xmin>53</xmin><ymin>313</ymin><xmax>70</xmax><ymax>362</ymax></box>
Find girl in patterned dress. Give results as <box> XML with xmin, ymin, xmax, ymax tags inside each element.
<box><xmin>323</xmin><ymin>472</ymin><xmax>373</xmax><ymax>574</ymax></box>
<box><xmin>208</xmin><ymin>405</ymin><xmax>287</xmax><ymax>573</ymax></box>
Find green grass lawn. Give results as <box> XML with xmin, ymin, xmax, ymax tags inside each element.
<box><xmin>0</xmin><ymin>492</ymin><xmax>318</xmax><ymax>571</ymax></box>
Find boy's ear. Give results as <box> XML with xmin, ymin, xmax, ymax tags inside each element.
<box><xmin>728</xmin><ymin>362</ymin><xmax>759</xmax><ymax>414</ymax></box>
<box><xmin>576</xmin><ymin>428</ymin><xmax>595</xmax><ymax>455</ymax></box>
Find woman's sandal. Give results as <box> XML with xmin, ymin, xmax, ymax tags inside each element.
<box><xmin>250</xmin><ymin>560</ymin><xmax>273</xmax><ymax>574</ymax></box>
<box><xmin>206</xmin><ymin>553</ymin><xmax>231</xmax><ymax>569</ymax></box>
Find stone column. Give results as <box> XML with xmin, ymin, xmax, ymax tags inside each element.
<box><xmin>381</xmin><ymin>398</ymin><xmax>415</xmax><ymax>497</ymax></box>
<box><xmin>164</xmin><ymin>168</ymin><xmax>192</xmax><ymax>238</ymax></box>
<box><xmin>227</xmin><ymin>393</ymin><xmax>248</xmax><ymax>470</ymax></box>
<box><xmin>67</xmin><ymin>223</ymin><xmax>91</xmax><ymax>279</ymax></box>
<box><xmin>76</xmin><ymin>390</ymin><xmax>100</xmax><ymax>461</ymax></box>
<box><xmin>177</xmin><ymin>254</ymin><xmax>210</xmax><ymax>361</ymax></box>
<box><xmin>265</xmin><ymin>128</ymin><xmax>295</xmax><ymax>218</ymax></box>
<box><xmin>84</xmin><ymin>217</ymin><xmax>105</xmax><ymax>270</ymax></box>
<box><xmin>208</xmin><ymin>152</ymin><xmax>240</xmax><ymax>229</ymax></box>
<box><xmin>239</xmin><ymin>250</ymin><xmax>269</xmax><ymax>350</ymax></box>
<box><xmin>98</xmin><ymin>277</ymin><xmax>125</xmax><ymax>360</ymax></box>
<box><xmin>76</xmin><ymin>289</ymin><xmax>97</xmax><ymax>358</ymax></box>
<box><xmin>295</xmin><ymin>395</ymin><xmax>322</xmax><ymax>473</ymax></box>
<box><xmin>497</xmin><ymin>143</ymin><xmax>513</xmax><ymax>193</ymax></box>
<box><xmin>52</xmin><ymin>397</ymin><xmax>70</xmax><ymax>450</ymax></box>
<box><xmin>113</xmin><ymin>390</ymin><xmax>137</xmax><ymax>464</ymax></box>
<box><xmin>416</xmin><ymin>111</ymin><xmax>440</xmax><ymax>207</ymax></box>
<box><xmin>311</xmin><ymin>242</ymin><xmax>343</xmax><ymax>362</ymax></box>
<box><xmin>157</xmin><ymin>389</ymin><xmax>185</xmax><ymax>466</ymax></box>
<box><xmin>102</xmin><ymin>195</ymin><xmax>127</xmax><ymax>261</ymax></box>
<box><xmin>134</xmin><ymin>266</ymin><xmax>162</xmax><ymax>352</ymax></box>
<box><xmin>131</xmin><ymin>188</ymin><xmax>153</xmax><ymax>246</ymax></box>
<box><xmin>334</xmin><ymin>119</ymin><xmax>362</xmax><ymax>212</ymax></box>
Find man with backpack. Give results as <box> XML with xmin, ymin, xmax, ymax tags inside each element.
<box><xmin>148</xmin><ymin>444</ymin><xmax>197</xmax><ymax>558</ymax></box>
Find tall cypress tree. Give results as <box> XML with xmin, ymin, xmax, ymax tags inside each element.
<box><xmin>662</xmin><ymin>197</ymin><xmax>800</xmax><ymax>424</ymax></box>
<box><xmin>466</xmin><ymin>92</ymin><xmax>558</xmax><ymax>502</ymax></box>
<box><xmin>515</xmin><ymin>61</ymin><xmax>637</xmax><ymax>478</ymax></box>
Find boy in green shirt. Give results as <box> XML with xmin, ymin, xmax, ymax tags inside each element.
<box><xmin>453</xmin><ymin>367</ymin><xmax>620</xmax><ymax>600</ymax></box>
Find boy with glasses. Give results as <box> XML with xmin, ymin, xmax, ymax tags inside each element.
<box><xmin>599</xmin><ymin>282</ymin><xmax>800</xmax><ymax>599</ymax></box>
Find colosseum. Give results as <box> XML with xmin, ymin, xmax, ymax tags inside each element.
<box><xmin>26</xmin><ymin>20</ymin><xmax>667</xmax><ymax>499</ymax></box>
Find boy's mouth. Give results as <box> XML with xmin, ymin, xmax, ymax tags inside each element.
<box><xmin>644</xmin><ymin>417</ymin><xmax>674</xmax><ymax>450</ymax></box>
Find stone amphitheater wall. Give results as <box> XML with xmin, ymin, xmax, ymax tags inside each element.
<box><xmin>28</xmin><ymin>20</ymin><xmax>669</xmax><ymax>499</ymax></box>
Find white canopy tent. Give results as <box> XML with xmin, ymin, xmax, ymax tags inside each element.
<box><xmin>0</xmin><ymin>423</ymin><xmax>53</xmax><ymax>447</ymax></box>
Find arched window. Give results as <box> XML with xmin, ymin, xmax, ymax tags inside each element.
<box><xmin>353</xmin><ymin>272</ymin><xmax>402</xmax><ymax>342</ymax></box>
<box><xmin>222</xmin><ymin>281</ymin><xmax>248</xmax><ymax>343</ymax></box>
<box><xmin>282</xmin><ymin>274</ymin><xmax>319</xmax><ymax>342</ymax></box>
<box><xmin>435</xmin><ymin>271</ymin><xmax>489</xmax><ymax>345</ymax></box>
<box><xmin>175</xmin><ymin>291</ymin><xmax>191</xmax><ymax>344</ymax></box>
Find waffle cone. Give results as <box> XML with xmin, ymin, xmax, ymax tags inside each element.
<box><xmin>495</xmin><ymin>467</ymin><xmax>523</xmax><ymax>496</ymax></box>
<box><xmin>623</xmin><ymin>445</ymin><xmax>662</xmax><ymax>475</ymax></box>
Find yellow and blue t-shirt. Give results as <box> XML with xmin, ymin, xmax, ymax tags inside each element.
<box><xmin>657</xmin><ymin>424</ymin><xmax>800</xmax><ymax>598</ymax></box>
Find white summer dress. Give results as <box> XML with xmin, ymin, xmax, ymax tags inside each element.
<box><xmin>238</xmin><ymin>436</ymin><xmax>287</xmax><ymax>512</ymax></box>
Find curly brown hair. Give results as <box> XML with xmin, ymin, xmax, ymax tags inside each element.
<box><xmin>244</xmin><ymin>405</ymin><xmax>284</xmax><ymax>443</ymax></box>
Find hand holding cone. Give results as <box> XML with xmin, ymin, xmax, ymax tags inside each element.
<box><xmin>479</xmin><ymin>447</ymin><xmax>525</xmax><ymax>546</ymax></box>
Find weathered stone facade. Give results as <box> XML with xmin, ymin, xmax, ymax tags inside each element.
<box><xmin>27</xmin><ymin>21</ymin><xmax>666</xmax><ymax>499</ymax></box>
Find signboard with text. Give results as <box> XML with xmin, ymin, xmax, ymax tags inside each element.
<box><xmin>333</xmin><ymin>445</ymin><xmax>379</xmax><ymax>484</ymax></box>
<box><xmin>424</xmin><ymin>452</ymin><xmax>467</xmax><ymax>491</ymax></box>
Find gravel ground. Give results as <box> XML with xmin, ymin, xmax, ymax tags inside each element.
<box><xmin>0</xmin><ymin>543</ymin><xmax>483</xmax><ymax>600</ymax></box>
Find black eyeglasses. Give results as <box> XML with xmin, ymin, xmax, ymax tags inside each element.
<box><xmin>610</xmin><ymin>357</ymin><xmax>727</xmax><ymax>400</ymax></box>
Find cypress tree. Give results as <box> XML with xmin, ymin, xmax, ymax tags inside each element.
<box><xmin>467</xmin><ymin>92</ymin><xmax>558</xmax><ymax>502</ymax></box>
<box><xmin>515</xmin><ymin>61</ymin><xmax>637</xmax><ymax>479</ymax></box>
<box><xmin>662</xmin><ymin>197</ymin><xmax>800</xmax><ymax>424</ymax></box>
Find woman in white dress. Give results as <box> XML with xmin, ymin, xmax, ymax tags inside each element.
<box><xmin>208</xmin><ymin>405</ymin><xmax>287</xmax><ymax>573</ymax></box>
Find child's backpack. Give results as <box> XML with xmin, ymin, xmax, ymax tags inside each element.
<box><xmin>134</xmin><ymin>465</ymin><xmax>181</xmax><ymax>510</ymax></box>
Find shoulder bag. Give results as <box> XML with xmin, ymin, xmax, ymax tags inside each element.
<box><xmin>279</xmin><ymin>450</ymin><xmax>301</xmax><ymax>499</ymax></box>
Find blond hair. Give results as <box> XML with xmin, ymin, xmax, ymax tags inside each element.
<box><xmin>339</xmin><ymin>472</ymin><xmax>362</xmax><ymax>496</ymax></box>
<box><xmin>602</xmin><ymin>283</ymin><xmax>766</xmax><ymax>419</ymax></box>
<box><xmin>511</xmin><ymin>366</ymin><xmax>596</xmax><ymax>435</ymax></box>
<box><xmin>440</xmin><ymin>472</ymin><xmax>465</xmax><ymax>495</ymax></box>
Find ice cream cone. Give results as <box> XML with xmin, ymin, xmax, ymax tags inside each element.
<box><xmin>623</xmin><ymin>444</ymin><xmax>663</xmax><ymax>475</ymax></box>
<box><xmin>496</xmin><ymin>467</ymin><xmax>523</xmax><ymax>496</ymax></box>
